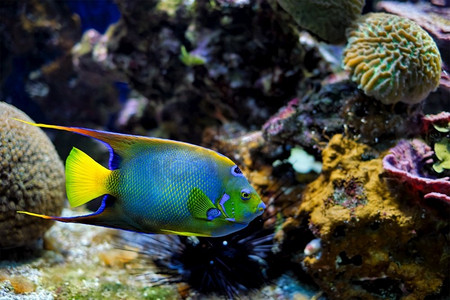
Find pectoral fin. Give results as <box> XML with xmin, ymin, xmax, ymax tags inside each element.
<box><xmin>187</xmin><ymin>187</ymin><xmax>221</xmax><ymax>221</ymax></box>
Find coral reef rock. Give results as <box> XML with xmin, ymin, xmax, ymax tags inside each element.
<box><xmin>0</xmin><ymin>0</ymin><xmax>81</xmax><ymax>89</ymax></box>
<box><xmin>262</xmin><ymin>81</ymin><xmax>422</xmax><ymax>152</ymax></box>
<box><xmin>105</xmin><ymin>0</ymin><xmax>308</xmax><ymax>142</ymax></box>
<box><xmin>277</xmin><ymin>0</ymin><xmax>365</xmax><ymax>44</ymax></box>
<box><xmin>281</xmin><ymin>134</ymin><xmax>449</xmax><ymax>299</ymax></box>
<box><xmin>0</xmin><ymin>102</ymin><xmax>65</xmax><ymax>249</ymax></box>
<box><xmin>343</xmin><ymin>12</ymin><xmax>442</xmax><ymax>105</ymax></box>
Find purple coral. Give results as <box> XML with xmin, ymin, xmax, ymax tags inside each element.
<box><xmin>382</xmin><ymin>139</ymin><xmax>450</xmax><ymax>205</ymax></box>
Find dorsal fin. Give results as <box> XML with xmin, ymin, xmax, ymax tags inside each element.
<box><xmin>13</xmin><ymin>119</ymin><xmax>145</xmax><ymax>168</ymax></box>
<box><xmin>12</xmin><ymin>119</ymin><xmax>234</xmax><ymax>169</ymax></box>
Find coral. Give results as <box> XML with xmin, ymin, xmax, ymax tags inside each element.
<box><xmin>422</xmin><ymin>111</ymin><xmax>450</xmax><ymax>133</ymax></box>
<box><xmin>287</xmin><ymin>147</ymin><xmax>322</xmax><ymax>174</ymax></box>
<box><xmin>280</xmin><ymin>134</ymin><xmax>449</xmax><ymax>299</ymax></box>
<box><xmin>262</xmin><ymin>98</ymin><xmax>299</xmax><ymax>137</ymax></box>
<box><xmin>0</xmin><ymin>102</ymin><xmax>65</xmax><ymax>249</ymax></box>
<box><xmin>433</xmin><ymin>137</ymin><xmax>450</xmax><ymax>173</ymax></box>
<box><xmin>422</xmin><ymin>112</ymin><xmax>450</xmax><ymax>174</ymax></box>
<box><xmin>383</xmin><ymin>139</ymin><xmax>450</xmax><ymax>205</ymax></box>
<box><xmin>376</xmin><ymin>1</ymin><xmax>450</xmax><ymax>64</ymax></box>
<box><xmin>276</xmin><ymin>0</ymin><xmax>365</xmax><ymax>44</ymax></box>
<box><xmin>343</xmin><ymin>13</ymin><xmax>442</xmax><ymax>105</ymax></box>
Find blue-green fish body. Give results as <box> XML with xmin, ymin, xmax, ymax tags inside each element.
<box><xmin>17</xmin><ymin>120</ymin><xmax>265</xmax><ymax>237</ymax></box>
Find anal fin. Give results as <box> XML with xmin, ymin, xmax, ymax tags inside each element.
<box><xmin>18</xmin><ymin>196</ymin><xmax>143</xmax><ymax>232</ymax></box>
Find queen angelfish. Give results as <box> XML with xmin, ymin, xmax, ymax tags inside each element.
<box><xmin>15</xmin><ymin>119</ymin><xmax>266</xmax><ymax>237</ymax></box>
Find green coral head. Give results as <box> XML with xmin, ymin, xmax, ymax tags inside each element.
<box><xmin>222</xmin><ymin>166</ymin><xmax>265</xmax><ymax>224</ymax></box>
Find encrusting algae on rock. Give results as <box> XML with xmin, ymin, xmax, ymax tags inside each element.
<box><xmin>0</xmin><ymin>102</ymin><xmax>65</xmax><ymax>249</ymax></box>
<box><xmin>277</xmin><ymin>0</ymin><xmax>365</xmax><ymax>44</ymax></box>
<box><xmin>280</xmin><ymin>134</ymin><xmax>449</xmax><ymax>299</ymax></box>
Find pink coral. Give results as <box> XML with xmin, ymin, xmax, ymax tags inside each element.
<box><xmin>382</xmin><ymin>139</ymin><xmax>450</xmax><ymax>205</ymax></box>
<box><xmin>421</xmin><ymin>111</ymin><xmax>450</xmax><ymax>133</ymax></box>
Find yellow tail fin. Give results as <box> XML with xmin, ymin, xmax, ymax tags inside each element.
<box><xmin>66</xmin><ymin>147</ymin><xmax>111</xmax><ymax>207</ymax></box>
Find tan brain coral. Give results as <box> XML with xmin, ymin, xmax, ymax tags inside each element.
<box><xmin>277</xmin><ymin>0</ymin><xmax>365</xmax><ymax>44</ymax></box>
<box><xmin>343</xmin><ymin>13</ymin><xmax>442</xmax><ymax>105</ymax></box>
<box><xmin>0</xmin><ymin>102</ymin><xmax>65</xmax><ymax>249</ymax></box>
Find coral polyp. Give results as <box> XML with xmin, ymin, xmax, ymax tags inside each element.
<box><xmin>343</xmin><ymin>13</ymin><xmax>442</xmax><ymax>104</ymax></box>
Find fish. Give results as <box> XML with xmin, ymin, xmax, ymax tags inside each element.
<box><xmin>15</xmin><ymin>119</ymin><xmax>266</xmax><ymax>237</ymax></box>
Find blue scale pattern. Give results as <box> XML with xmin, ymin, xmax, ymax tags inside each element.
<box><xmin>115</xmin><ymin>144</ymin><xmax>225</xmax><ymax>232</ymax></box>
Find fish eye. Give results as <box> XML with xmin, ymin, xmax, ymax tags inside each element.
<box><xmin>240</xmin><ymin>188</ymin><xmax>251</xmax><ymax>200</ymax></box>
<box><xmin>231</xmin><ymin>165</ymin><xmax>244</xmax><ymax>177</ymax></box>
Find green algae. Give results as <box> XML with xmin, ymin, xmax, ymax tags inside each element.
<box><xmin>46</xmin><ymin>281</ymin><xmax>177</xmax><ymax>300</ymax></box>
<box><xmin>39</xmin><ymin>255</ymin><xmax>177</xmax><ymax>299</ymax></box>
<box><xmin>433</xmin><ymin>137</ymin><xmax>450</xmax><ymax>173</ymax></box>
<box><xmin>179</xmin><ymin>45</ymin><xmax>206</xmax><ymax>67</ymax></box>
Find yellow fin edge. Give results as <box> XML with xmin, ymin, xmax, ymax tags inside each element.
<box><xmin>17</xmin><ymin>211</ymin><xmax>53</xmax><ymax>219</ymax></box>
<box><xmin>11</xmin><ymin>118</ymin><xmax>65</xmax><ymax>131</ymax></box>
<box><xmin>160</xmin><ymin>229</ymin><xmax>211</xmax><ymax>237</ymax></box>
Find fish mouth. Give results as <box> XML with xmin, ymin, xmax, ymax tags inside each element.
<box><xmin>255</xmin><ymin>202</ymin><xmax>266</xmax><ymax>215</ymax></box>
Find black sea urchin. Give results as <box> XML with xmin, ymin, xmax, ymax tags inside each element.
<box><xmin>118</xmin><ymin>220</ymin><xmax>274</xmax><ymax>298</ymax></box>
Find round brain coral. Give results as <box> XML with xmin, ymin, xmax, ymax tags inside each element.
<box><xmin>0</xmin><ymin>102</ymin><xmax>65</xmax><ymax>249</ymax></box>
<box><xmin>343</xmin><ymin>13</ymin><xmax>442</xmax><ymax>105</ymax></box>
<box><xmin>277</xmin><ymin>0</ymin><xmax>365</xmax><ymax>44</ymax></box>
